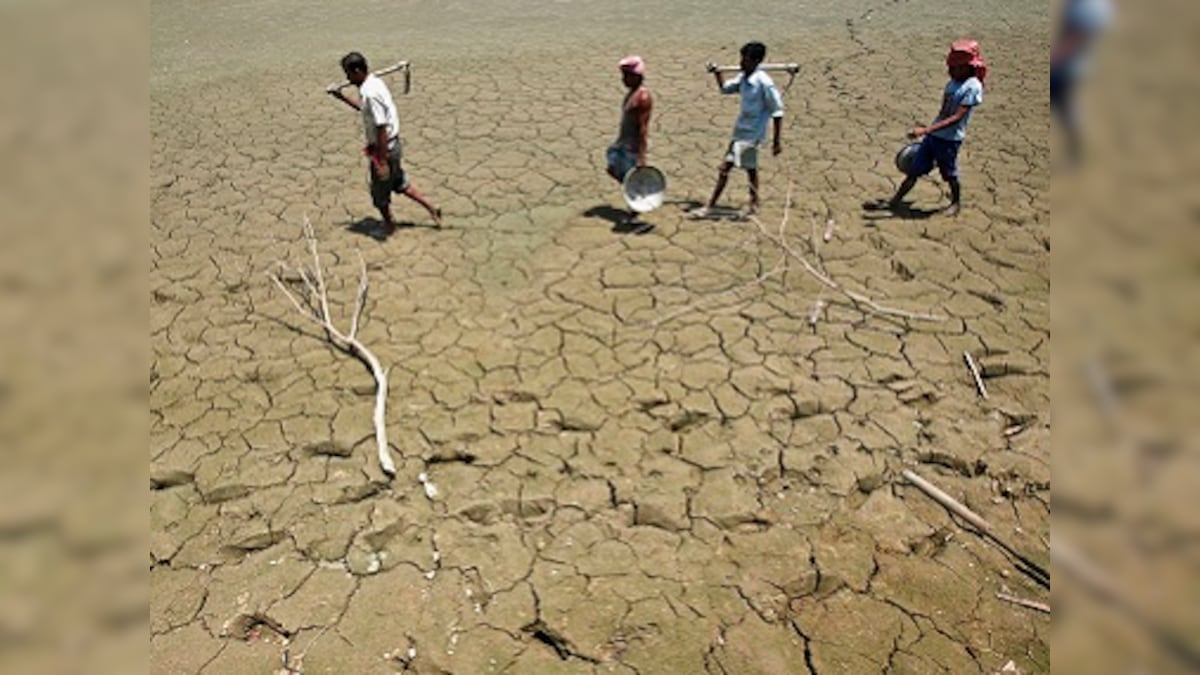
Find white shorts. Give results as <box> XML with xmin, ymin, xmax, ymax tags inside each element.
<box><xmin>724</xmin><ymin>140</ymin><xmax>759</xmax><ymax>169</ymax></box>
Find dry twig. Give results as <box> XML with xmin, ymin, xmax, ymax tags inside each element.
<box><xmin>996</xmin><ymin>592</ymin><xmax>1050</xmax><ymax>614</ymax></box>
<box><xmin>902</xmin><ymin>469</ymin><xmax>1049</xmax><ymax>586</ymax></box>
<box><xmin>267</xmin><ymin>218</ymin><xmax>396</xmax><ymax>477</ymax></box>
<box><xmin>964</xmin><ymin>351</ymin><xmax>989</xmax><ymax>399</ymax></box>
<box><xmin>748</xmin><ymin>211</ymin><xmax>945</xmax><ymax>322</ymax></box>
<box><xmin>647</xmin><ymin>180</ymin><xmax>945</xmax><ymax>327</ymax></box>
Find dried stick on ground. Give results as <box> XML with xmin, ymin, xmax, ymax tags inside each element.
<box><xmin>995</xmin><ymin>592</ymin><xmax>1050</xmax><ymax>614</ymax></box>
<box><xmin>902</xmin><ymin>469</ymin><xmax>1049</xmax><ymax>586</ymax></box>
<box><xmin>750</xmin><ymin>206</ymin><xmax>945</xmax><ymax>323</ymax></box>
<box><xmin>267</xmin><ymin>218</ymin><xmax>396</xmax><ymax>477</ymax></box>
<box><xmin>644</xmin><ymin>181</ymin><xmax>944</xmax><ymax>328</ymax></box>
<box><xmin>964</xmin><ymin>350</ymin><xmax>989</xmax><ymax>399</ymax></box>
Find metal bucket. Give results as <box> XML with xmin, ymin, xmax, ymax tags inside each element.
<box><xmin>895</xmin><ymin>142</ymin><xmax>921</xmax><ymax>175</ymax></box>
<box><xmin>622</xmin><ymin>166</ymin><xmax>666</xmax><ymax>213</ymax></box>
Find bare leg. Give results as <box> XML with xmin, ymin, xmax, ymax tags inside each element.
<box><xmin>689</xmin><ymin>161</ymin><xmax>734</xmax><ymax>218</ymax></box>
<box><xmin>888</xmin><ymin>176</ymin><xmax>918</xmax><ymax>209</ymax></box>
<box><xmin>1051</xmin><ymin>68</ymin><xmax>1082</xmax><ymax>166</ymax></box>
<box><xmin>746</xmin><ymin>168</ymin><xmax>760</xmax><ymax>213</ymax></box>
<box><xmin>942</xmin><ymin>178</ymin><xmax>961</xmax><ymax>216</ymax></box>
<box><xmin>705</xmin><ymin>162</ymin><xmax>733</xmax><ymax>209</ymax></box>
<box><xmin>378</xmin><ymin>204</ymin><xmax>396</xmax><ymax>230</ymax></box>
<box><xmin>401</xmin><ymin>185</ymin><xmax>442</xmax><ymax>227</ymax></box>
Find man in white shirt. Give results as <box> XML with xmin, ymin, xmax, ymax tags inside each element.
<box><xmin>328</xmin><ymin>52</ymin><xmax>442</xmax><ymax>232</ymax></box>
<box><xmin>690</xmin><ymin>42</ymin><xmax>785</xmax><ymax>219</ymax></box>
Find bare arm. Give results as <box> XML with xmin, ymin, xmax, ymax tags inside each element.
<box><xmin>706</xmin><ymin>62</ymin><xmax>728</xmax><ymax>90</ymax></box>
<box><xmin>635</xmin><ymin>90</ymin><xmax>652</xmax><ymax>165</ymax></box>
<box><xmin>327</xmin><ymin>87</ymin><xmax>362</xmax><ymax>111</ymax></box>
<box><xmin>911</xmin><ymin>105</ymin><xmax>971</xmax><ymax>138</ymax></box>
<box><xmin>771</xmin><ymin>116</ymin><xmax>783</xmax><ymax>155</ymax></box>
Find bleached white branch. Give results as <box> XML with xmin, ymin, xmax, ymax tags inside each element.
<box><xmin>267</xmin><ymin>218</ymin><xmax>396</xmax><ymax>477</ymax></box>
<box><xmin>749</xmin><ymin>208</ymin><xmax>946</xmax><ymax>323</ymax></box>
<box><xmin>964</xmin><ymin>350</ymin><xmax>989</xmax><ymax>399</ymax></box>
<box><xmin>996</xmin><ymin>592</ymin><xmax>1050</xmax><ymax>614</ymax></box>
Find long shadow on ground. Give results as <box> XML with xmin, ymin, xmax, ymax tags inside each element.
<box><xmin>583</xmin><ymin>205</ymin><xmax>655</xmax><ymax>235</ymax></box>
<box><xmin>347</xmin><ymin>217</ymin><xmax>441</xmax><ymax>241</ymax></box>
<box><xmin>860</xmin><ymin>200</ymin><xmax>943</xmax><ymax>223</ymax></box>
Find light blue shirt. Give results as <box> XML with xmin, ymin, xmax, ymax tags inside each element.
<box><xmin>930</xmin><ymin>76</ymin><xmax>983</xmax><ymax>142</ymax></box>
<box><xmin>1065</xmin><ymin>0</ymin><xmax>1113</xmax><ymax>35</ymax></box>
<box><xmin>1056</xmin><ymin>0</ymin><xmax>1113</xmax><ymax>78</ymax></box>
<box><xmin>721</xmin><ymin>69</ymin><xmax>785</xmax><ymax>143</ymax></box>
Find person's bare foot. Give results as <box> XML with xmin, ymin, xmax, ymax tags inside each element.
<box><xmin>431</xmin><ymin>207</ymin><xmax>443</xmax><ymax>228</ymax></box>
<box><xmin>941</xmin><ymin>203</ymin><xmax>961</xmax><ymax>217</ymax></box>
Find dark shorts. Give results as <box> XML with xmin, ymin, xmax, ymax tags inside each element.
<box><xmin>1050</xmin><ymin>64</ymin><xmax>1077</xmax><ymax>117</ymax></box>
<box><xmin>369</xmin><ymin>143</ymin><xmax>410</xmax><ymax>209</ymax></box>
<box><xmin>606</xmin><ymin>145</ymin><xmax>636</xmax><ymax>180</ymax></box>
<box><xmin>907</xmin><ymin>134</ymin><xmax>962</xmax><ymax>181</ymax></box>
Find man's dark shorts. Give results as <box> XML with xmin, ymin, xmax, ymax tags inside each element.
<box><xmin>369</xmin><ymin>143</ymin><xmax>410</xmax><ymax>210</ymax></box>
<box><xmin>1050</xmin><ymin>64</ymin><xmax>1077</xmax><ymax>120</ymax></box>
<box><xmin>906</xmin><ymin>135</ymin><xmax>962</xmax><ymax>181</ymax></box>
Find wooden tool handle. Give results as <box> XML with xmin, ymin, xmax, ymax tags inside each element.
<box><xmin>326</xmin><ymin>61</ymin><xmax>410</xmax><ymax>93</ymax></box>
<box><xmin>707</xmin><ymin>62</ymin><xmax>800</xmax><ymax>74</ymax></box>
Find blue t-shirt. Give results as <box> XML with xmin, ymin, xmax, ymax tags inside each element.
<box><xmin>930</xmin><ymin>76</ymin><xmax>983</xmax><ymax>142</ymax></box>
<box><xmin>1064</xmin><ymin>0</ymin><xmax>1113</xmax><ymax>35</ymax></box>
<box><xmin>1056</xmin><ymin>0</ymin><xmax>1113</xmax><ymax>78</ymax></box>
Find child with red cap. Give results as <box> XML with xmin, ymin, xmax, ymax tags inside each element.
<box><xmin>873</xmin><ymin>40</ymin><xmax>987</xmax><ymax>217</ymax></box>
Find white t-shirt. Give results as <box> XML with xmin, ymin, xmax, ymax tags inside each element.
<box><xmin>721</xmin><ymin>69</ymin><xmax>785</xmax><ymax>144</ymax></box>
<box><xmin>358</xmin><ymin>74</ymin><xmax>399</xmax><ymax>146</ymax></box>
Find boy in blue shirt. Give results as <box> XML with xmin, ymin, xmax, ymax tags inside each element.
<box><xmin>877</xmin><ymin>40</ymin><xmax>987</xmax><ymax>217</ymax></box>
<box><xmin>689</xmin><ymin>41</ymin><xmax>784</xmax><ymax>219</ymax></box>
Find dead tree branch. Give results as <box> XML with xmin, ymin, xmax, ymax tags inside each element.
<box><xmin>749</xmin><ymin>199</ymin><xmax>946</xmax><ymax>322</ymax></box>
<box><xmin>641</xmin><ymin>179</ymin><xmax>946</xmax><ymax>327</ymax></box>
<box><xmin>267</xmin><ymin>218</ymin><xmax>396</xmax><ymax>477</ymax></box>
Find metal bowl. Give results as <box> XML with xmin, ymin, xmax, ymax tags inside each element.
<box><xmin>622</xmin><ymin>166</ymin><xmax>667</xmax><ymax>214</ymax></box>
<box><xmin>895</xmin><ymin>142</ymin><xmax>922</xmax><ymax>175</ymax></box>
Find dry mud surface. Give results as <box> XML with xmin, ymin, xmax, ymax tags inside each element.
<box><xmin>151</xmin><ymin>0</ymin><xmax>1051</xmax><ymax>672</ymax></box>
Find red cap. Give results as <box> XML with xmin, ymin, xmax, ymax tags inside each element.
<box><xmin>618</xmin><ymin>55</ymin><xmax>645</xmax><ymax>76</ymax></box>
<box><xmin>947</xmin><ymin>39</ymin><xmax>987</xmax><ymax>85</ymax></box>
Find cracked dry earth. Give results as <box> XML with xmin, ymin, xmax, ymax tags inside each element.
<box><xmin>151</xmin><ymin>0</ymin><xmax>1051</xmax><ymax>672</ymax></box>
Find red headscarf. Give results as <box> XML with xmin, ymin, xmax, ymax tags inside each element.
<box><xmin>947</xmin><ymin>39</ymin><xmax>987</xmax><ymax>86</ymax></box>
